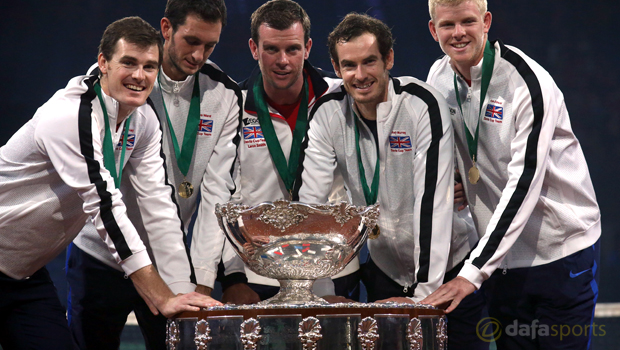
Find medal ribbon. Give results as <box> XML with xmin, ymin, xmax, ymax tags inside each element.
<box><xmin>158</xmin><ymin>72</ymin><xmax>201</xmax><ymax>176</ymax></box>
<box><xmin>252</xmin><ymin>73</ymin><xmax>309</xmax><ymax>196</ymax></box>
<box><xmin>94</xmin><ymin>82</ymin><xmax>131</xmax><ymax>189</ymax></box>
<box><xmin>353</xmin><ymin>113</ymin><xmax>380</xmax><ymax>205</ymax></box>
<box><xmin>453</xmin><ymin>40</ymin><xmax>495</xmax><ymax>164</ymax></box>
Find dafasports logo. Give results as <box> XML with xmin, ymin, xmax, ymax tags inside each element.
<box><xmin>476</xmin><ymin>317</ymin><xmax>502</xmax><ymax>342</ymax></box>
<box><xmin>477</xmin><ymin>318</ymin><xmax>606</xmax><ymax>342</ymax></box>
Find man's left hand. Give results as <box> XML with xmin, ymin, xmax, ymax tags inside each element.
<box><xmin>420</xmin><ymin>276</ymin><xmax>476</xmax><ymax>313</ymax></box>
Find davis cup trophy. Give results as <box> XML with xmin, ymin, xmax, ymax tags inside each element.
<box><xmin>216</xmin><ymin>199</ymin><xmax>378</xmax><ymax>305</ymax></box>
<box><xmin>167</xmin><ymin>200</ymin><xmax>446</xmax><ymax>350</ymax></box>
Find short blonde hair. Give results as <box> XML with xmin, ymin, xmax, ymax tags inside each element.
<box><xmin>428</xmin><ymin>0</ymin><xmax>487</xmax><ymax>20</ymax></box>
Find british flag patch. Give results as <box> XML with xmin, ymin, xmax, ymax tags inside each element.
<box><xmin>117</xmin><ymin>131</ymin><xmax>135</xmax><ymax>150</ymax></box>
<box><xmin>485</xmin><ymin>104</ymin><xmax>503</xmax><ymax>120</ymax></box>
<box><xmin>199</xmin><ymin>118</ymin><xmax>213</xmax><ymax>133</ymax></box>
<box><xmin>390</xmin><ymin>136</ymin><xmax>412</xmax><ymax>149</ymax></box>
<box><xmin>243</xmin><ymin>126</ymin><xmax>264</xmax><ymax>139</ymax></box>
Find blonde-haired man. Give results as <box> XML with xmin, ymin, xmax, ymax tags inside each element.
<box><xmin>424</xmin><ymin>1</ymin><xmax>601</xmax><ymax>349</ymax></box>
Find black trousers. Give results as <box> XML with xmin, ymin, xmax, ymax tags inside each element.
<box><xmin>0</xmin><ymin>267</ymin><xmax>77</xmax><ymax>350</ymax></box>
<box><xmin>66</xmin><ymin>243</ymin><xmax>167</xmax><ymax>350</ymax></box>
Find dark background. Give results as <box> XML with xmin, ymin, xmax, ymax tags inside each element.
<box><xmin>2</xmin><ymin>0</ymin><xmax>618</xmax><ymax>307</ymax></box>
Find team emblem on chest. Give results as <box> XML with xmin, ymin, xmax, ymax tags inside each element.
<box><xmin>243</xmin><ymin>125</ymin><xmax>266</xmax><ymax>149</ymax></box>
<box><xmin>198</xmin><ymin>114</ymin><xmax>213</xmax><ymax>136</ymax></box>
<box><xmin>389</xmin><ymin>131</ymin><xmax>412</xmax><ymax>153</ymax></box>
<box><xmin>116</xmin><ymin>130</ymin><xmax>135</xmax><ymax>151</ymax></box>
<box><xmin>483</xmin><ymin>98</ymin><xmax>504</xmax><ymax>124</ymax></box>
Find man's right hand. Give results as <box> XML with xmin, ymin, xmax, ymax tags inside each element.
<box><xmin>158</xmin><ymin>292</ymin><xmax>222</xmax><ymax>318</ymax></box>
<box><xmin>130</xmin><ymin>265</ymin><xmax>222</xmax><ymax>318</ymax></box>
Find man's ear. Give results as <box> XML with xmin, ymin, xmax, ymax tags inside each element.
<box><xmin>331</xmin><ymin>59</ymin><xmax>341</xmax><ymax>78</ymax></box>
<box><xmin>97</xmin><ymin>52</ymin><xmax>107</xmax><ymax>75</ymax></box>
<box><xmin>385</xmin><ymin>48</ymin><xmax>394</xmax><ymax>71</ymax></box>
<box><xmin>429</xmin><ymin>19</ymin><xmax>439</xmax><ymax>42</ymax></box>
<box><xmin>249</xmin><ymin>38</ymin><xmax>259</xmax><ymax>61</ymax></box>
<box><xmin>304</xmin><ymin>38</ymin><xmax>313</xmax><ymax>60</ymax></box>
<box><xmin>161</xmin><ymin>17</ymin><xmax>173</xmax><ymax>41</ymax></box>
<box><xmin>483</xmin><ymin>11</ymin><xmax>492</xmax><ymax>34</ymax></box>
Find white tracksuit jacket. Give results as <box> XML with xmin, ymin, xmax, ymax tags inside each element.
<box><xmin>74</xmin><ymin>61</ymin><xmax>242</xmax><ymax>293</ymax></box>
<box><xmin>426</xmin><ymin>40</ymin><xmax>601</xmax><ymax>289</ymax></box>
<box><xmin>0</xmin><ymin>74</ymin><xmax>176</xmax><ymax>280</ymax></box>
<box><xmin>199</xmin><ymin>61</ymin><xmax>354</xmax><ymax>290</ymax></box>
<box><xmin>298</xmin><ymin>77</ymin><xmax>454</xmax><ymax>300</ymax></box>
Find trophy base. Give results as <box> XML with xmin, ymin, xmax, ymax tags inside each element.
<box><xmin>259</xmin><ymin>279</ymin><xmax>328</xmax><ymax>305</ymax></box>
<box><xmin>167</xmin><ymin>303</ymin><xmax>446</xmax><ymax>350</ymax></box>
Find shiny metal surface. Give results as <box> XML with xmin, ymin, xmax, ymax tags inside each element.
<box><xmin>216</xmin><ymin>200</ymin><xmax>379</xmax><ymax>304</ymax></box>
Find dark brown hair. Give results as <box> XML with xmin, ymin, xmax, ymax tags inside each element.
<box><xmin>328</xmin><ymin>13</ymin><xmax>393</xmax><ymax>67</ymax></box>
<box><xmin>98</xmin><ymin>16</ymin><xmax>163</xmax><ymax>65</ymax></box>
<box><xmin>251</xmin><ymin>0</ymin><xmax>310</xmax><ymax>44</ymax></box>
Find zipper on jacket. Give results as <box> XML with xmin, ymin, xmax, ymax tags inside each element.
<box><xmin>403</xmin><ymin>285</ymin><xmax>410</xmax><ymax>294</ymax></box>
<box><xmin>501</xmin><ymin>261</ymin><xmax>508</xmax><ymax>275</ymax></box>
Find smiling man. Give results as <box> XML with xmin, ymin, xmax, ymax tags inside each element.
<box><xmin>66</xmin><ymin>1</ymin><xmax>247</xmax><ymax>349</ymax></box>
<box><xmin>195</xmin><ymin>0</ymin><xmax>359</xmax><ymax>302</ymax></box>
<box><xmin>424</xmin><ymin>1</ymin><xmax>601</xmax><ymax>349</ymax></box>
<box><xmin>0</xmin><ymin>17</ymin><xmax>218</xmax><ymax>350</ymax></box>
<box><xmin>298</xmin><ymin>13</ymin><xmax>454</xmax><ymax>304</ymax></box>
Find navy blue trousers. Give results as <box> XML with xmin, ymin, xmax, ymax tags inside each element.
<box><xmin>483</xmin><ymin>242</ymin><xmax>600</xmax><ymax>349</ymax></box>
<box><xmin>66</xmin><ymin>244</ymin><xmax>167</xmax><ymax>350</ymax></box>
<box><xmin>0</xmin><ymin>267</ymin><xmax>77</xmax><ymax>350</ymax></box>
<box><xmin>443</xmin><ymin>261</ymin><xmax>490</xmax><ymax>350</ymax></box>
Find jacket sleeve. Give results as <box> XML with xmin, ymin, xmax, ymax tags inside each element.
<box><xmin>126</xmin><ymin>108</ymin><xmax>195</xmax><ymax>294</ymax></box>
<box><xmin>458</xmin><ymin>57</ymin><xmax>564</xmax><ymax>289</ymax></box>
<box><xmin>35</xmin><ymin>96</ymin><xmax>151</xmax><ymax>277</ymax></box>
<box><xmin>298</xmin><ymin>106</ymin><xmax>338</xmax><ymax>204</ymax></box>
<box><xmin>411</xmin><ymin>90</ymin><xmax>454</xmax><ymax>300</ymax></box>
<box><xmin>190</xmin><ymin>91</ymin><xmax>242</xmax><ymax>288</ymax></box>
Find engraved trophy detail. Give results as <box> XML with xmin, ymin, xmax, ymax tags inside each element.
<box><xmin>216</xmin><ymin>200</ymin><xmax>379</xmax><ymax>305</ymax></box>
<box><xmin>298</xmin><ymin>316</ymin><xmax>322</xmax><ymax>350</ymax></box>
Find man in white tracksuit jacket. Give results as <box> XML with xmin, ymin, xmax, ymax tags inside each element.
<box><xmin>0</xmin><ymin>17</ymin><xmax>215</xmax><ymax>349</ymax></box>
<box><xmin>197</xmin><ymin>0</ymin><xmax>359</xmax><ymax>301</ymax></box>
<box><xmin>67</xmin><ymin>2</ymin><xmax>246</xmax><ymax>349</ymax></box>
<box><xmin>424</xmin><ymin>1</ymin><xmax>601</xmax><ymax>349</ymax></box>
<box><xmin>299</xmin><ymin>13</ymin><xmax>454</xmax><ymax>303</ymax></box>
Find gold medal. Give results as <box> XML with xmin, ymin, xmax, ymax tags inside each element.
<box><xmin>468</xmin><ymin>165</ymin><xmax>480</xmax><ymax>185</ymax></box>
<box><xmin>369</xmin><ymin>225</ymin><xmax>380</xmax><ymax>239</ymax></box>
<box><xmin>178</xmin><ymin>180</ymin><xmax>194</xmax><ymax>198</ymax></box>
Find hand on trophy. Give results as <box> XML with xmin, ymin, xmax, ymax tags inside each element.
<box><xmin>421</xmin><ymin>276</ymin><xmax>476</xmax><ymax>313</ymax></box>
<box><xmin>129</xmin><ymin>265</ymin><xmax>223</xmax><ymax>318</ymax></box>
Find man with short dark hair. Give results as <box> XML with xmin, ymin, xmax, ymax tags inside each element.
<box><xmin>299</xmin><ymin>13</ymin><xmax>454</xmax><ymax>303</ymax></box>
<box><xmin>0</xmin><ymin>16</ymin><xmax>216</xmax><ymax>350</ymax></box>
<box><xmin>195</xmin><ymin>0</ymin><xmax>358</xmax><ymax>301</ymax></box>
<box><xmin>66</xmin><ymin>1</ymin><xmax>250</xmax><ymax>349</ymax></box>
<box><xmin>424</xmin><ymin>1</ymin><xmax>601</xmax><ymax>348</ymax></box>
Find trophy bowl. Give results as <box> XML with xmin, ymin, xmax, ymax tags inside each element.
<box><xmin>215</xmin><ymin>200</ymin><xmax>379</xmax><ymax>305</ymax></box>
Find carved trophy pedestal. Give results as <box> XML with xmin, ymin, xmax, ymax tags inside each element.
<box><xmin>167</xmin><ymin>303</ymin><xmax>446</xmax><ymax>350</ymax></box>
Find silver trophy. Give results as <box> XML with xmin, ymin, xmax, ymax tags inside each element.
<box><xmin>215</xmin><ymin>200</ymin><xmax>379</xmax><ymax>305</ymax></box>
